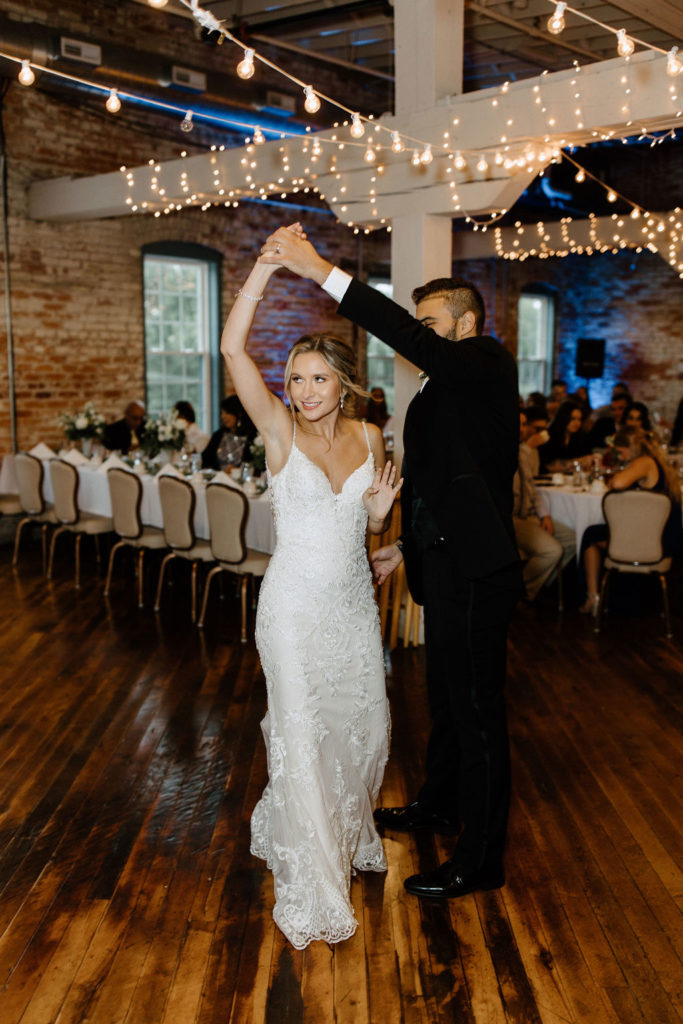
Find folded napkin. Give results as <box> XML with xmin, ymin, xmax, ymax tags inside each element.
<box><xmin>29</xmin><ymin>442</ymin><xmax>56</xmax><ymax>460</ymax></box>
<box><xmin>157</xmin><ymin>463</ymin><xmax>183</xmax><ymax>478</ymax></box>
<box><xmin>97</xmin><ymin>453</ymin><xmax>131</xmax><ymax>474</ymax></box>
<box><xmin>61</xmin><ymin>448</ymin><xmax>90</xmax><ymax>467</ymax></box>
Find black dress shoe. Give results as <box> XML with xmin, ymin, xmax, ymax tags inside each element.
<box><xmin>373</xmin><ymin>801</ymin><xmax>460</xmax><ymax>835</ymax></box>
<box><xmin>404</xmin><ymin>858</ymin><xmax>505</xmax><ymax>899</ymax></box>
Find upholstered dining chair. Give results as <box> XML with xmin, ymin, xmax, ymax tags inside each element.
<box><xmin>104</xmin><ymin>468</ymin><xmax>168</xmax><ymax>607</ymax></box>
<box><xmin>197</xmin><ymin>482</ymin><xmax>271</xmax><ymax>641</ymax></box>
<box><xmin>154</xmin><ymin>475</ymin><xmax>214</xmax><ymax>622</ymax></box>
<box><xmin>47</xmin><ymin>459</ymin><xmax>114</xmax><ymax>588</ymax></box>
<box><xmin>0</xmin><ymin>493</ymin><xmax>22</xmax><ymax>516</ymax></box>
<box><xmin>595</xmin><ymin>489</ymin><xmax>675</xmax><ymax>638</ymax></box>
<box><xmin>13</xmin><ymin>452</ymin><xmax>59</xmax><ymax>572</ymax></box>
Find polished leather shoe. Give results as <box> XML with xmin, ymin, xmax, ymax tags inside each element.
<box><xmin>404</xmin><ymin>858</ymin><xmax>505</xmax><ymax>899</ymax></box>
<box><xmin>373</xmin><ymin>801</ymin><xmax>460</xmax><ymax>835</ymax></box>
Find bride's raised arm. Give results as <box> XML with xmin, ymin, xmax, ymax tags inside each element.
<box><xmin>220</xmin><ymin>260</ymin><xmax>291</xmax><ymax>457</ymax></box>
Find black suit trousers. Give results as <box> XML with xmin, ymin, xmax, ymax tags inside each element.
<box><xmin>416</xmin><ymin>547</ymin><xmax>520</xmax><ymax>871</ymax></box>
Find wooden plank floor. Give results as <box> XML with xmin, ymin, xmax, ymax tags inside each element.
<box><xmin>0</xmin><ymin>530</ymin><xmax>681</xmax><ymax>1023</ymax></box>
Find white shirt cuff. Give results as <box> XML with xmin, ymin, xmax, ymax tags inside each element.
<box><xmin>322</xmin><ymin>266</ymin><xmax>353</xmax><ymax>304</ymax></box>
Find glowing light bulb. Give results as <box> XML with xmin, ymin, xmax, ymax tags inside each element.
<box><xmin>607</xmin><ymin>189</ymin><xmax>617</xmax><ymax>202</ymax></box>
<box><xmin>575</xmin><ymin>169</ymin><xmax>585</xmax><ymax>183</ymax></box>
<box><xmin>148</xmin><ymin>0</ymin><xmax>169</xmax><ymax>7</ymax></box>
<box><xmin>494</xmin><ymin>151</ymin><xmax>504</xmax><ymax>165</ymax></box>
<box><xmin>391</xmin><ymin>131</ymin><xmax>404</xmax><ymax>153</ymax></box>
<box><xmin>18</xmin><ymin>59</ymin><xmax>35</xmax><ymax>86</ymax></box>
<box><xmin>547</xmin><ymin>2</ymin><xmax>566</xmax><ymax>35</ymax></box>
<box><xmin>253</xmin><ymin>127</ymin><xmax>265</xmax><ymax>145</ymax></box>
<box><xmin>237</xmin><ymin>48</ymin><xmax>255</xmax><ymax>79</ymax></box>
<box><xmin>616</xmin><ymin>29</ymin><xmax>635</xmax><ymax>58</ymax></box>
<box><xmin>411</xmin><ymin>149</ymin><xmax>421</xmax><ymax>167</ymax></box>
<box><xmin>476</xmin><ymin>156</ymin><xmax>489</xmax><ymax>173</ymax></box>
<box><xmin>667</xmin><ymin>47</ymin><xmax>683</xmax><ymax>77</ymax></box>
<box><xmin>420</xmin><ymin>144</ymin><xmax>433</xmax><ymax>165</ymax></box>
<box><xmin>303</xmin><ymin>86</ymin><xmax>321</xmax><ymax>114</ymax></box>
<box><xmin>180</xmin><ymin>110</ymin><xmax>194</xmax><ymax>133</ymax></box>
<box><xmin>350</xmin><ymin>113</ymin><xmax>364</xmax><ymax>139</ymax></box>
<box><xmin>454</xmin><ymin>151</ymin><xmax>467</xmax><ymax>170</ymax></box>
<box><xmin>105</xmin><ymin>88</ymin><xmax>121</xmax><ymax>113</ymax></box>
<box><xmin>631</xmin><ymin>207</ymin><xmax>641</xmax><ymax>219</ymax></box>
<box><xmin>364</xmin><ymin>145</ymin><xmax>376</xmax><ymax>163</ymax></box>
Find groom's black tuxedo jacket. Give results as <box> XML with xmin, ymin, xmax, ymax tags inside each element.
<box><xmin>338</xmin><ymin>279</ymin><xmax>520</xmax><ymax>595</ymax></box>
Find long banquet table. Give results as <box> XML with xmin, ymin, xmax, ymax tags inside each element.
<box><xmin>536</xmin><ymin>484</ymin><xmax>605</xmax><ymax>552</ymax></box>
<box><xmin>1</xmin><ymin>455</ymin><xmax>276</xmax><ymax>555</ymax></box>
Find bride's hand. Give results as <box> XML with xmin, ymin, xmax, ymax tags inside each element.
<box><xmin>258</xmin><ymin>222</ymin><xmax>307</xmax><ymax>265</ymax></box>
<box><xmin>363</xmin><ymin>461</ymin><xmax>403</xmax><ymax>524</ymax></box>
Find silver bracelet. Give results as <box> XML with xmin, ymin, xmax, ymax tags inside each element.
<box><xmin>235</xmin><ymin>288</ymin><xmax>263</xmax><ymax>302</ymax></box>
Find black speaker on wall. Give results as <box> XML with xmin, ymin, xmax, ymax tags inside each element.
<box><xmin>575</xmin><ymin>338</ymin><xmax>605</xmax><ymax>379</ymax></box>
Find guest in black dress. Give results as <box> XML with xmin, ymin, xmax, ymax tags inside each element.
<box><xmin>579</xmin><ymin>426</ymin><xmax>682</xmax><ymax>614</ymax></box>
<box><xmin>538</xmin><ymin>400</ymin><xmax>591</xmax><ymax>471</ymax></box>
<box><xmin>202</xmin><ymin>395</ymin><xmax>256</xmax><ymax>470</ymax></box>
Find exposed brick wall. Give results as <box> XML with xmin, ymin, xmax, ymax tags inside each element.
<box><xmin>1</xmin><ymin>0</ymin><xmax>681</xmax><ymax>455</ymax></box>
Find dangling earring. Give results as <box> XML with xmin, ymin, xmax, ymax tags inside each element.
<box><xmin>339</xmin><ymin>394</ymin><xmax>345</xmax><ymax>410</ymax></box>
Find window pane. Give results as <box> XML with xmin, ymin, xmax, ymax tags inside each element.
<box><xmin>162</xmin><ymin>263</ymin><xmax>181</xmax><ymax>291</ymax></box>
<box><xmin>181</xmin><ymin>295</ymin><xmax>198</xmax><ymax>328</ymax></box>
<box><xmin>161</xmin><ymin>293</ymin><xmax>180</xmax><ymax>322</ymax></box>
<box><xmin>518</xmin><ymin>294</ymin><xmax>554</xmax><ymax>394</ymax></box>
<box><xmin>181</xmin><ymin>322</ymin><xmax>199</xmax><ymax>352</ymax></box>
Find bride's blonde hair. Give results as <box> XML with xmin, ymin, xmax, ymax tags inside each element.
<box><xmin>284</xmin><ymin>334</ymin><xmax>368</xmax><ymax>423</ymax></box>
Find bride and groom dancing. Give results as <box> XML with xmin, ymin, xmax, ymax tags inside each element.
<box><xmin>222</xmin><ymin>224</ymin><xmax>521</xmax><ymax>949</ymax></box>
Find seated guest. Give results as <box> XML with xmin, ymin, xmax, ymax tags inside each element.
<box><xmin>623</xmin><ymin>400</ymin><xmax>652</xmax><ymax>432</ymax></box>
<box><xmin>550</xmin><ymin>378</ymin><xmax>568</xmax><ymax>403</ymax></box>
<box><xmin>521</xmin><ymin>406</ymin><xmax>550</xmax><ymax>475</ymax></box>
<box><xmin>572</xmin><ymin>385</ymin><xmax>592</xmax><ymax>419</ymax></box>
<box><xmin>103</xmin><ymin>400</ymin><xmax>145</xmax><ymax>454</ymax></box>
<box><xmin>527</xmin><ymin>391</ymin><xmax>548</xmax><ymax>418</ymax></box>
<box><xmin>591</xmin><ymin>382</ymin><xmax>631</xmax><ymax>423</ymax></box>
<box><xmin>173</xmin><ymin>400</ymin><xmax>210</xmax><ymax>453</ymax></box>
<box><xmin>580</xmin><ymin>426</ymin><xmax>683</xmax><ymax>614</ymax></box>
<box><xmin>672</xmin><ymin>397</ymin><xmax>683</xmax><ymax>447</ymax></box>
<box><xmin>588</xmin><ymin>392</ymin><xmax>629</xmax><ymax>448</ymax></box>
<box><xmin>539</xmin><ymin>400</ymin><xmax>591</xmax><ymax>471</ymax></box>
<box><xmin>366</xmin><ymin>386</ymin><xmax>394</xmax><ymax>445</ymax></box>
<box><xmin>202</xmin><ymin>394</ymin><xmax>256</xmax><ymax>470</ymax></box>
<box><xmin>514</xmin><ymin>410</ymin><xmax>576</xmax><ymax>600</ymax></box>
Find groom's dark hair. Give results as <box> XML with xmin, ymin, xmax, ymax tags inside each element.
<box><xmin>411</xmin><ymin>277</ymin><xmax>485</xmax><ymax>334</ymax></box>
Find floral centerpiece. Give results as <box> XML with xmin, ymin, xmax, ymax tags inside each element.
<box><xmin>59</xmin><ymin>401</ymin><xmax>106</xmax><ymax>455</ymax></box>
<box><xmin>140</xmin><ymin>412</ymin><xmax>186</xmax><ymax>460</ymax></box>
<box><xmin>248</xmin><ymin>435</ymin><xmax>266</xmax><ymax>474</ymax></box>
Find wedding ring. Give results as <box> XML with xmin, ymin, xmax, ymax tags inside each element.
<box><xmin>275</xmin><ymin>242</ymin><xmax>281</xmax><ymax>254</ymax></box>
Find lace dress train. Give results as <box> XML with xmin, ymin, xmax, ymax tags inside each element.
<box><xmin>251</xmin><ymin>426</ymin><xmax>390</xmax><ymax>949</ymax></box>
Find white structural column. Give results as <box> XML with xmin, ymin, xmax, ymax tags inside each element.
<box><xmin>389</xmin><ymin>0</ymin><xmax>464</xmax><ymax>462</ymax></box>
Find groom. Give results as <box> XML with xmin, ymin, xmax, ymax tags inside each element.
<box><xmin>260</xmin><ymin>228</ymin><xmax>521</xmax><ymax>899</ymax></box>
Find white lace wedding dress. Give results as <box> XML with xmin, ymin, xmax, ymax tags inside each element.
<box><xmin>251</xmin><ymin>423</ymin><xmax>390</xmax><ymax>949</ymax></box>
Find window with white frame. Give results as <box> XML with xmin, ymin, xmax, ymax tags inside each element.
<box><xmin>366</xmin><ymin>279</ymin><xmax>395</xmax><ymax>412</ymax></box>
<box><xmin>517</xmin><ymin>290</ymin><xmax>555</xmax><ymax>398</ymax></box>
<box><xmin>143</xmin><ymin>253</ymin><xmax>217</xmax><ymax>431</ymax></box>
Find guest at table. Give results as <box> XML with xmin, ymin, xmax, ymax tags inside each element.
<box><xmin>623</xmin><ymin>401</ymin><xmax>652</xmax><ymax>432</ymax></box>
<box><xmin>539</xmin><ymin>400</ymin><xmax>591</xmax><ymax>471</ymax></box>
<box><xmin>202</xmin><ymin>394</ymin><xmax>256</xmax><ymax>470</ymax></box>
<box><xmin>527</xmin><ymin>392</ymin><xmax>548</xmax><ymax>418</ymax></box>
<box><xmin>572</xmin><ymin>385</ymin><xmax>592</xmax><ymax>420</ymax></box>
<box><xmin>521</xmin><ymin>406</ymin><xmax>550</xmax><ymax>476</ymax></box>
<box><xmin>579</xmin><ymin>426</ymin><xmax>682</xmax><ymax>614</ymax></box>
<box><xmin>514</xmin><ymin>410</ymin><xmax>576</xmax><ymax>601</ymax></box>
<box><xmin>102</xmin><ymin>400</ymin><xmax>145</xmax><ymax>454</ymax></box>
<box><xmin>365</xmin><ymin>387</ymin><xmax>394</xmax><ymax>448</ymax></box>
<box><xmin>588</xmin><ymin>392</ymin><xmax>630</xmax><ymax>448</ymax></box>
<box><xmin>173</xmin><ymin>400</ymin><xmax>210</xmax><ymax>454</ymax></box>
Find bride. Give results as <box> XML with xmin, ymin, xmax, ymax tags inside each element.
<box><xmin>220</xmin><ymin>228</ymin><xmax>402</xmax><ymax>949</ymax></box>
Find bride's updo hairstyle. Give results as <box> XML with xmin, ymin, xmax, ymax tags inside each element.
<box><xmin>284</xmin><ymin>333</ymin><xmax>368</xmax><ymax>421</ymax></box>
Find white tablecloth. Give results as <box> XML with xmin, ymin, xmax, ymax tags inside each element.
<box><xmin>1</xmin><ymin>455</ymin><xmax>275</xmax><ymax>554</ymax></box>
<box><xmin>536</xmin><ymin>485</ymin><xmax>605</xmax><ymax>551</ymax></box>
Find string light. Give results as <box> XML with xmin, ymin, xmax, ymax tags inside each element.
<box><xmin>147</xmin><ymin>0</ymin><xmax>169</xmax><ymax>7</ymax></box>
<box><xmin>350</xmin><ymin>113</ymin><xmax>364</xmax><ymax>139</ymax></box>
<box><xmin>18</xmin><ymin>60</ymin><xmax>35</xmax><ymax>86</ymax></box>
<box><xmin>105</xmin><ymin>88</ymin><xmax>121</xmax><ymax>113</ymax></box>
<box><xmin>303</xmin><ymin>86</ymin><xmax>321</xmax><ymax>114</ymax></box>
<box><xmin>391</xmin><ymin>131</ymin><xmax>404</xmax><ymax>153</ymax></box>
<box><xmin>420</xmin><ymin>144</ymin><xmax>433</xmax><ymax>165</ymax></box>
<box><xmin>454</xmin><ymin>152</ymin><xmax>467</xmax><ymax>171</ymax></box>
<box><xmin>575</xmin><ymin>169</ymin><xmax>585</xmax><ymax>182</ymax></box>
<box><xmin>616</xmin><ymin>29</ymin><xmax>635</xmax><ymax>58</ymax></box>
<box><xmin>180</xmin><ymin>110</ymin><xmax>194</xmax><ymax>132</ymax></box>
<box><xmin>411</xmin><ymin>149</ymin><xmax>421</xmax><ymax>167</ymax></box>
<box><xmin>476</xmin><ymin>155</ymin><xmax>489</xmax><ymax>173</ymax></box>
<box><xmin>253</xmin><ymin>127</ymin><xmax>265</xmax><ymax>145</ymax></box>
<box><xmin>364</xmin><ymin>145</ymin><xmax>376</xmax><ymax>163</ymax></box>
<box><xmin>667</xmin><ymin>47</ymin><xmax>683</xmax><ymax>77</ymax></box>
<box><xmin>607</xmin><ymin>189</ymin><xmax>617</xmax><ymax>202</ymax></box>
<box><xmin>547</xmin><ymin>2</ymin><xmax>567</xmax><ymax>35</ymax></box>
<box><xmin>236</xmin><ymin>48</ymin><xmax>255</xmax><ymax>79</ymax></box>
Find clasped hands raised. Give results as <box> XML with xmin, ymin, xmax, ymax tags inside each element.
<box><xmin>258</xmin><ymin>223</ymin><xmax>332</xmax><ymax>283</ymax></box>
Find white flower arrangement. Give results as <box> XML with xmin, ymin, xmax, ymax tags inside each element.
<box><xmin>248</xmin><ymin>434</ymin><xmax>266</xmax><ymax>473</ymax></box>
<box><xmin>140</xmin><ymin>412</ymin><xmax>186</xmax><ymax>458</ymax></box>
<box><xmin>59</xmin><ymin>401</ymin><xmax>106</xmax><ymax>441</ymax></box>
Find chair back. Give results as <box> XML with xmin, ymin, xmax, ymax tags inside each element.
<box><xmin>158</xmin><ymin>475</ymin><xmax>196</xmax><ymax>550</ymax></box>
<box><xmin>603</xmin><ymin>489</ymin><xmax>671</xmax><ymax>565</ymax></box>
<box><xmin>15</xmin><ymin>453</ymin><xmax>45</xmax><ymax>515</ymax></box>
<box><xmin>108</xmin><ymin>468</ymin><xmax>143</xmax><ymax>539</ymax></box>
<box><xmin>206</xmin><ymin>483</ymin><xmax>248</xmax><ymax>564</ymax></box>
<box><xmin>50</xmin><ymin>459</ymin><xmax>79</xmax><ymax>524</ymax></box>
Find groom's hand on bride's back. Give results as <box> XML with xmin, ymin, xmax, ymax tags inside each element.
<box><xmin>370</xmin><ymin>543</ymin><xmax>404</xmax><ymax>585</ymax></box>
